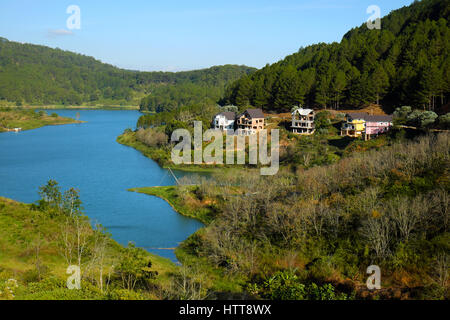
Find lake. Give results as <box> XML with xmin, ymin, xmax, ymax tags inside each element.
<box><xmin>0</xmin><ymin>109</ymin><xmax>204</xmax><ymax>262</ymax></box>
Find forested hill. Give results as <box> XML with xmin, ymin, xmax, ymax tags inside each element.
<box><xmin>138</xmin><ymin>65</ymin><xmax>256</xmax><ymax>112</ymax></box>
<box><xmin>0</xmin><ymin>37</ymin><xmax>255</xmax><ymax>106</ymax></box>
<box><xmin>221</xmin><ymin>0</ymin><xmax>450</xmax><ymax>113</ymax></box>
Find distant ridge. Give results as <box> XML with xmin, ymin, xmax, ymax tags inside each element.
<box><xmin>0</xmin><ymin>38</ymin><xmax>255</xmax><ymax>106</ymax></box>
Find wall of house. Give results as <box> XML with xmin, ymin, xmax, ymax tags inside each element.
<box><xmin>347</xmin><ymin>119</ymin><xmax>365</xmax><ymax>132</ymax></box>
<box><xmin>214</xmin><ymin>116</ymin><xmax>234</xmax><ymax>129</ymax></box>
<box><xmin>365</xmin><ymin>122</ymin><xmax>392</xmax><ymax>135</ymax></box>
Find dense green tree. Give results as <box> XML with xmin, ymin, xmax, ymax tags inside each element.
<box><xmin>222</xmin><ymin>0</ymin><xmax>449</xmax><ymax>112</ymax></box>
<box><xmin>417</xmin><ymin>61</ymin><xmax>442</xmax><ymax>110</ymax></box>
<box><xmin>235</xmin><ymin>76</ymin><xmax>253</xmax><ymax>107</ymax></box>
<box><xmin>370</xmin><ymin>63</ymin><xmax>390</xmax><ymax>105</ymax></box>
<box><xmin>0</xmin><ymin>39</ymin><xmax>255</xmax><ymax>107</ymax></box>
<box><xmin>38</xmin><ymin>180</ymin><xmax>62</xmax><ymax>209</ymax></box>
<box><xmin>331</xmin><ymin>70</ymin><xmax>347</xmax><ymax>109</ymax></box>
<box><xmin>274</xmin><ymin>66</ymin><xmax>305</xmax><ymax>110</ymax></box>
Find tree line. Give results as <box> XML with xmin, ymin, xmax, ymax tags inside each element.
<box><xmin>138</xmin><ymin>65</ymin><xmax>255</xmax><ymax>112</ymax></box>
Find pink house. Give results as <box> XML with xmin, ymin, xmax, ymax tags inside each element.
<box><xmin>364</xmin><ymin>115</ymin><xmax>393</xmax><ymax>140</ymax></box>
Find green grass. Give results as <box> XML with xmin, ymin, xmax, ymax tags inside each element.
<box><xmin>0</xmin><ymin>109</ymin><xmax>83</xmax><ymax>132</ymax></box>
<box><xmin>0</xmin><ymin>197</ymin><xmax>179</xmax><ymax>300</ymax></box>
<box><xmin>129</xmin><ymin>186</ymin><xmax>214</xmax><ymax>224</ymax></box>
<box><xmin>0</xmin><ymin>197</ymin><xmax>70</xmax><ymax>278</ymax></box>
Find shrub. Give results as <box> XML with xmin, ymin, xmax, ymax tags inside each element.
<box><xmin>260</xmin><ymin>271</ymin><xmax>350</xmax><ymax>300</ymax></box>
<box><xmin>315</xmin><ymin>111</ymin><xmax>332</xmax><ymax>130</ymax></box>
<box><xmin>407</xmin><ymin>110</ymin><xmax>438</xmax><ymax>128</ymax></box>
<box><xmin>114</xmin><ymin>243</ymin><xmax>158</xmax><ymax>291</ymax></box>
<box><xmin>437</xmin><ymin>113</ymin><xmax>450</xmax><ymax>129</ymax></box>
<box><xmin>136</xmin><ymin>128</ymin><xmax>168</xmax><ymax>147</ymax></box>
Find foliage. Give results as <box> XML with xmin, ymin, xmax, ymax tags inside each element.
<box><xmin>137</xmin><ymin>103</ymin><xmax>219</xmax><ymax>132</ymax></box>
<box><xmin>114</xmin><ymin>243</ymin><xmax>157</xmax><ymax>291</ymax></box>
<box><xmin>407</xmin><ymin>110</ymin><xmax>438</xmax><ymax>127</ymax></box>
<box><xmin>393</xmin><ymin>106</ymin><xmax>439</xmax><ymax>128</ymax></box>
<box><xmin>259</xmin><ymin>271</ymin><xmax>350</xmax><ymax>300</ymax></box>
<box><xmin>222</xmin><ymin>0</ymin><xmax>450</xmax><ymax>112</ymax></box>
<box><xmin>0</xmin><ymin>37</ymin><xmax>255</xmax><ymax>107</ymax></box>
<box><xmin>438</xmin><ymin>113</ymin><xmax>450</xmax><ymax>129</ymax></box>
<box><xmin>139</xmin><ymin>65</ymin><xmax>255</xmax><ymax>112</ymax></box>
<box><xmin>135</xmin><ymin>128</ymin><xmax>168</xmax><ymax>148</ymax></box>
<box><xmin>177</xmin><ymin>133</ymin><xmax>449</xmax><ymax>299</ymax></box>
<box><xmin>314</xmin><ymin>111</ymin><xmax>333</xmax><ymax>130</ymax></box>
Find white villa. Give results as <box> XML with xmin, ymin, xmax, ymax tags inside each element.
<box><xmin>291</xmin><ymin>107</ymin><xmax>315</xmax><ymax>135</ymax></box>
<box><xmin>213</xmin><ymin>111</ymin><xmax>236</xmax><ymax>134</ymax></box>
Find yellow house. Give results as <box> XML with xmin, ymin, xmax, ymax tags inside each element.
<box><xmin>340</xmin><ymin>113</ymin><xmax>367</xmax><ymax>137</ymax></box>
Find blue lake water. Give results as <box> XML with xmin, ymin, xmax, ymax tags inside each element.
<box><xmin>0</xmin><ymin>109</ymin><xmax>204</xmax><ymax>262</ymax></box>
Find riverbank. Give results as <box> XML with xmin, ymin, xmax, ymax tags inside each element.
<box><xmin>129</xmin><ymin>186</ymin><xmax>216</xmax><ymax>224</ymax></box>
<box><xmin>0</xmin><ymin>108</ymin><xmax>83</xmax><ymax>132</ymax></box>
<box><xmin>6</xmin><ymin>105</ymin><xmax>140</xmax><ymax>110</ymax></box>
<box><xmin>117</xmin><ymin>130</ymin><xmax>224</xmax><ymax>173</ymax></box>
<box><xmin>128</xmin><ymin>186</ymin><xmax>247</xmax><ymax>295</ymax></box>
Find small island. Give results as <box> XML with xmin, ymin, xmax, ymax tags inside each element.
<box><xmin>0</xmin><ymin>108</ymin><xmax>83</xmax><ymax>132</ymax></box>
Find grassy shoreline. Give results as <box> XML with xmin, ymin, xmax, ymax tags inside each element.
<box><xmin>117</xmin><ymin>131</ymin><xmax>229</xmax><ymax>173</ymax></box>
<box><xmin>0</xmin><ymin>109</ymin><xmax>84</xmax><ymax>132</ymax></box>
<box><xmin>129</xmin><ymin>186</ymin><xmax>214</xmax><ymax>224</ymax></box>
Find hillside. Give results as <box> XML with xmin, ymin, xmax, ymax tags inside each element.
<box><xmin>168</xmin><ymin>132</ymin><xmax>449</xmax><ymax>300</ymax></box>
<box><xmin>221</xmin><ymin>0</ymin><xmax>450</xmax><ymax>113</ymax></box>
<box><xmin>0</xmin><ymin>37</ymin><xmax>255</xmax><ymax>107</ymax></box>
<box><xmin>0</xmin><ymin>183</ymin><xmax>193</xmax><ymax>300</ymax></box>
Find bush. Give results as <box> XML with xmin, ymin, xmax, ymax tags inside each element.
<box><xmin>393</xmin><ymin>106</ymin><xmax>412</xmax><ymax>124</ymax></box>
<box><xmin>260</xmin><ymin>271</ymin><xmax>350</xmax><ymax>300</ymax></box>
<box><xmin>315</xmin><ymin>111</ymin><xmax>332</xmax><ymax>130</ymax></box>
<box><xmin>114</xmin><ymin>243</ymin><xmax>158</xmax><ymax>291</ymax></box>
<box><xmin>437</xmin><ymin>113</ymin><xmax>450</xmax><ymax>129</ymax></box>
<box><xmin>136</xmin><ymin>128</ymin><xmax>168</xmax><ymax>147</ymax></box>
<box><xmin>407</xmin><ymin>110</ymin><xmax>438</xmax><ymax>128</ymax></box>
<box><xmin>105</xmin><ymin>288</ymin><xmax>145</xmax><ymax>300</ymax></box>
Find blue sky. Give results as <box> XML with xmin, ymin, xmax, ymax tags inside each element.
<box><xmin>0</xmin><ymin>0</ymin><xmax>414</xmax><ymax>71</ymax></box>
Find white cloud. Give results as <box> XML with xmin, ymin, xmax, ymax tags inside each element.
<box><xmin>47</xmin><ymin>29</ymin><xmax>74</xmax><ymax>37</ymax></box>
